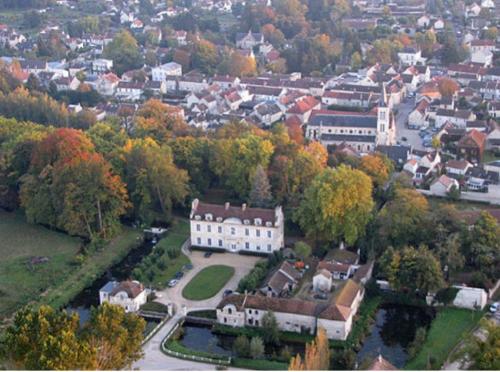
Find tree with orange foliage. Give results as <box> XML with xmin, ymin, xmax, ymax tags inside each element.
<box><xmin>228</xmin><ymin>52</ymin><xmax>257</xmax><ymax>77</ymax></box>
<box><xmin>289</xmin><ymin>328</ymin><xmax>330</xmax><ymax>370</ymax></box>
<box><xmin>134</xmin><ymin>99</ymin><xmax>188</xmax><ymax>140</ymax></box>
<box><xmin>20</xmin><ymin>128</ymin><xmax>129</xmax><ymax>239</ymax></box>
<box><xmin>359</xmin><ymin>153</ymin><xmax>394</xmax><ymax>188</ymax></box>
<box><xmin>438</xmin><ymin>77</ymin><xmax>459</xmax><ymax>97</ymax></box>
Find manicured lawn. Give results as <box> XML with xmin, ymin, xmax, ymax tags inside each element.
<box><xmin>182</xmin><ymin>265</ymin><xmax>235</xmax><ymax>300</ymax></box>
<box><xmin>0</xmin><ymin>210</ymin><xmax>141</xmax><ymax>320</ymax></box>
<box><xmin>404</xmin><ymin>308</ymin><xmax>483</xmax><ymax>370</ymax></box>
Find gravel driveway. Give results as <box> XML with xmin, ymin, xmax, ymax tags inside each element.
<box><xmin>155</xmin><ymin>245</ymin><xmax>262</xmax><ymax>311</ymax></box>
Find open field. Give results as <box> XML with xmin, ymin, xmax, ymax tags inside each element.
<box><xmin>0</xmin><ymin>210</ymin><xmax>81</xmax><ymax>319</ymax></box>
<box><xmin>404</xmin><ymin>308</ymin><xmax>484</xmax><ymax>370</ymax></box>
<box><xmin>182</xmin><ymin>265</ymin><xmax>235</xmax><ymax>300</ymax></box>
<box><xmin>0</xmin><ymin>210</ymin><xmax>141</xmax><ymax>321</ymax></box>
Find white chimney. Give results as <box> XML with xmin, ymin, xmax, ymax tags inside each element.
<box><xmin>242</xmin><ymin>203</ymin><xmax>247</xmax><ymax>211</ymax></box>
<box><xmin>224</xmin><ymin>202</ymin><xmax>230</xmax><ymax>210</ymax></box>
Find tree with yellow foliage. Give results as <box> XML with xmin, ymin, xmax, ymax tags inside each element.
<box><xmin>289</xmin><ymin>328</ymin><xmax>330</xmax><ymax>370</ymax></box>
<box><xmin>295</xmin><ymin>165</ymin><xmax>374</xmax><ymax>246</ymax></box>
<box><xmin>359</xmin><ymin>153</ymin><xmax>394</xmax><ymax>188</ymax></box>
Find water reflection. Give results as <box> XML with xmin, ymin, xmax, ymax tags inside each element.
<box><xmin>356</xmin><ymin>304</ymin><xmax>434</xmax><ymax>368</ymax></box>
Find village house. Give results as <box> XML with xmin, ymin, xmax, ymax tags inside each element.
<box><xmin>190</xmin><ymin>199</ymin><xmax>284</xmax><ymax>254</ymax></box>
<box><xmin>92</xmin><ymin>58</ymin><xmax>113</xmax><ymax>73</ymax></box>
<box><xmin>236</xmin><ymin>30</ymin><xmax>264</xmax><ymax>50</ymax></box>
<box><xmin>53</xmin><ymin>76</ymin><xmax>80</xmax><ymax>91</ymax></box>
<box><xmin>430</xmin><ymin>175</ymin><xmax>460</xmax><ymax>196</ymax></box>
<box><xmin>152</xmin><ymin>62</ymin><xmax>182</xmax><ymax>81</ymax></box>
<box><xmin>216</xmin><ymin>279</ymin><xmax>364</xmax><ymax>340</ymax></box>
<box><xmin>445</xmin><ymin>159</ymin><xmax>473</xmax><ymax>176</ymax></box>
<box><xmin>116</xmin><ymin>81</ymin><xmax>144</xmax><ymax>101</ymax></box>
<box><xmin>397</xmin><ymin>47</ymin><xmax>426</xmax><ymax>66</ymax></box>
<box><xmin>261</xmin><ymin>261</ymin><xmax>302</xmax><ymax>297</ymax></box>
<box><xmin>457</xmin><ymin>129</ymin><xmax>487</xmax><ymax>162</ymax></box>
<box><xmin>99</xmin><ymin>280</ymin><xmax>147</xmax><ymax>312</ymax></box>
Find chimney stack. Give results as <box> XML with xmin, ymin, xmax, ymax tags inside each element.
<box><xmin>225</xmin><ymin>202</ymin><xmax>230</xmax><ymax>210</ymax></box>
<box><xmin>242</xmin><ymin>203</ymin><xmax>247</xmax><ymax>211</ymax></box>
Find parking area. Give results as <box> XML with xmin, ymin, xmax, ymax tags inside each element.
<box><xmin>155</xmin><ymin>250</ymin><xmax>262</xmax><ymax>310</ymax></box>
<box><xmin>394</xmin><ymin>97</ymin><xmax>426</xmax><ymax>150</ymax></box>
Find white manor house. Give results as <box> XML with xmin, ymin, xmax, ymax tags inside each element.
<box><xmin>189</xmin><ymin>199</ymin><xmax>285</xmax><ymax>254</ymax></box>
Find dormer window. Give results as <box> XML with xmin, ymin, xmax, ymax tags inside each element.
<box><xmin>266</xmin><ymin>221</ymin><xmax>272</xmax><ymax>227</ymax></box>
<box><xmin>255</xmin><ymin>218</ymin><xmax>262</xmax><ymax>226</ymax></box>
<box><xmin>216</xmin><ymin>217</ymin><xmax>223</xmax><ymax>222</ymax></box>
<box><xmin>243</xmin><ymin>219</ymin><xmax>250</xmax><ymax>225</ymax></box>
<box><xmin>205</xmin><ymin>213</ymin><xmax>213</xmax><ymax>221</ymax></box>
<box><xmin>195</xmin><ymin>215</ymin><xmax>201</xmax><ymax>220</ymax></box>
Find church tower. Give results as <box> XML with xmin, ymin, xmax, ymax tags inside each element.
<box><xmin>376</xmin><ymin>83</ymin><xmax>392</xmax><ymax>145</ymax></box>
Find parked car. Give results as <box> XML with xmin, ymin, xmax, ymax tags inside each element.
<box><xmin>204</xmin><ymin>251</ymin><xmax>212</xmax><ymax>258</ymax></box>
<box><xmin>174</xmin><ymin>271</ymin><xmax>184</xmax><ymax>279</ymax></box>
<box><xmin>168</xmin><ymin>279</ymin><xmax>178</xmax><ymax>287</ymax></box>
<box><xmin>313</xmin><ymin>292</ymin><xmax>327</xmax><ymax>300</ymax></box>
<box><xmin>183</xmin><ymin>263</ymin><xmax>193</xmax><ymax>271</ymax></box>
<box><xmin>401</xmin><ymin>136</ymin><xmax>408</xmax><ymax>142</ymax></box>
<box><xmin>223</xmin><ymin>289</ymin><xmax>233</xmax><ymax>298</ymax></box>
<box><xmin>490</xmin><ymin>302</ymin><xmax>499</xmax><ymax>313</ymax></box>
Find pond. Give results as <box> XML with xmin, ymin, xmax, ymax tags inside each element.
<box><xmin>356</xmin><ymin>304</ymin><xmax>435</xmax><ymax>368</ymax></box>
<box><xmin>179</xmin><ymin>322</ymin><xmax>305</xmax><ymax>358</ymax></box>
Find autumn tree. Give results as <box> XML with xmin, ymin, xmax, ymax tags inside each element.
<box><xmin>169</xmin><ymin>136</ymin><xmax>214</xmax><ymax>194</ymax></box>
<box><xmin>3</xmin><ymin>303</ymin><xmax>145</xmax><ymax>370</ymax></box>
<box><xmin>82</xmin><ymin>302</ymin><xmax>145</xmax><ymax>370</ymax></box>
<box><xmin>210</xmin><ymin>134</ymin><xmax>274</xmax><ymax>198</ymax></box>
<box><xmin>123</xmin><ymin>138</ymin><xmax>189</xmax><ymax>224</ymax></box>
<box><xmin>227</xmin><ymin>51</ymin><xmax>257</xmax><ymax>77</ymax></box>
<box><xmin>103</xmin><ymin>30</ymin><xmax>143</xmax><ymax>76</ymax></box>
<box><xmin>289</xmin><ymin>328</ymin><xmax>330</xmax><ymax>370</ymax></box>
<box><xmin>3</xmin><ymin>306</ymin><xmax>91</xmax><ymax>370</ymax></box>
<box><xmin>249</xmin><ymin>164</ymin><xmax>273</xmax><ymax>208</ymax></box>
<box><xmin>438</xmin><ymin>77</ymin><xmax>459</xmax><ymax>97</ymax></box>
<box><xmin>381</xmin><ymin>245</ymin><xmax>444</xmax><ymax>293</ymax></box>
<box><xmin>20</xmin><ymin>128</ymin><xmax>129</xmax><ymax>239</ymax></box>
<box><xmin>295</xmin><ymin>165</ymin><xmax>374</xmax><ymax>246</ymax></box>
<box><xmin>192</xmin><ymin>39</ymin><xmax>219</xmax><ymax>74</ymax></box>
<box><xmin>359</xmin><ymin>153</ymin><xmax>394</xmax><ymax>189</ymax></box>
<box><xmin>459</xmin><ymin>319</ymin><xmax>500</xmax><ymax>370</ymax></box>
<box><xmin>376</xmin><ymin>188</ymin><xmax>429</xmax><ymax>248</ymax></box>
<box><xmin>134</xmin><ymin>99</ymin><xmax>188</xmax><ymax>140</ymax></box>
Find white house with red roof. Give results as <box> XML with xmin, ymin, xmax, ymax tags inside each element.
<box><xmin>190</xmin><ymin>199</ymin><xmax>284</xmax><ymax>254</ymax></box>
<box><xmin>285</xmin><ymin>96</ymin><xmax>320</xmax><ymax>124</ymax></box>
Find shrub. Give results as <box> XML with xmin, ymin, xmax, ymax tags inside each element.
<box><xmin>233</xmin><ymin>335</ymin><xmax>250</xmax><ymax>357</ymax></box>
<box><xmin>157</xmin><ymin>257</ymin><xmax>167</xmax><ymax>270</ymax></box>
<box><xmin>434</xmin><ymin>287</ymin><xmax>459</xmax><ymax>305</ymax></box>
<box><xmin>249</xmin><ymin>337</ymin><xmax>265</xmax><ymax>359</ymax></box>
<box><xmin>408</xmin><ymin>327</ymin><xmax>427</xmax><ymax>358</ymax></box>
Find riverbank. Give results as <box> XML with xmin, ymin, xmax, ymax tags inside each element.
<box><xmin>41</xmin><ymin>226</ymin><xmax>142</xmax><ymax>310</ymax></box>
<box><xmin>0</xmin><ymin>209</ymin><xmax>142</xmax><ymax>328</ymax></box>
<box><xmin>404</xmin><ymin>308</ymin><xmax>484</xmax><ymax>370</ymax></box>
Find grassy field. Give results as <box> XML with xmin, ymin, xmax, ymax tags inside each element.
<box><xmin>132</xmin><ymin>218</ymin><xmax>191</xmax><ymax>288</ymax></box>
<box><xmin>182</xmin><ymin>265</ymin><xmax>235</xmax><ymax>300</ymax></box>
<box><xmin>0</xmin><ymin>210</ymin><xmax>81</xmax><ymax>319</ymax></box>
<box><xmin>404</xmin><ymin>308</ymin><xmax>483</xmax><ymax>370</ymax></box>
<box><xmin>0</xmin><ymin>210</ymin><xmax>141</xmax><ymax>320</ymax></box>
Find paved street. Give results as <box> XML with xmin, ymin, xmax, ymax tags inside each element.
<box><xmin>394</xmin><ymin>97</ymin><xmax>425</xmax><ymax>150</ymax></box>
<box><xmin>133</xmin><ymin>243</ymin><xmax>262</xmax><ymax>370</ymax></box>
